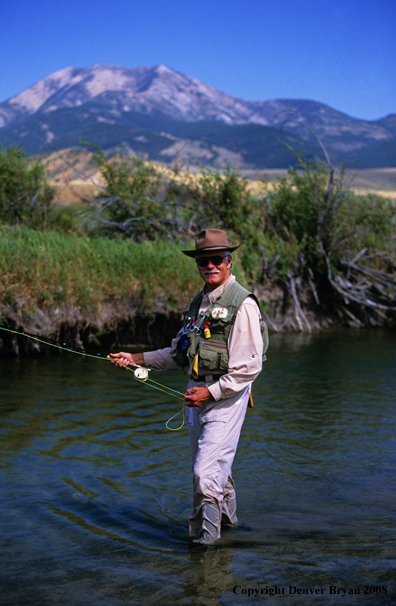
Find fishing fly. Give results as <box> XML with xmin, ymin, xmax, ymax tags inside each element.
<box><xmin>0</xmin><ymin>325</ymin><xmax>185</xmax><ymax>430</ymax></box>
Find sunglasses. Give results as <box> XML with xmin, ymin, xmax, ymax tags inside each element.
<box><xmin>195</xmin><ymin>255</ymin><xmax>228</xmax><ymax>268</ymax></box>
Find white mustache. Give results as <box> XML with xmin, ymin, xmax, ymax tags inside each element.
<box><xmin>203</xmin><ymin>270</ymin><xmax>220</xmax><ymax>275</ymax></box>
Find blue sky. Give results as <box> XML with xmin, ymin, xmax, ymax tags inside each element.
<box><xmin>1</xmin><ymin>0</ymin><xmax>395</xmax><ymax>120</ymax></box>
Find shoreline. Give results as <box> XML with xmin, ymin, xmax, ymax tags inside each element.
<box><xmin>0</xmin><ymin>300</ymin><xmax>183</xmax><ymax>357</ymax></box>
<box><xmin>1</xmin><ymin>289</ymin><xmax>395</xmax><ymax>356</ymax></box>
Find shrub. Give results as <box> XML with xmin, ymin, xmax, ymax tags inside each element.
<box><xmin>0</xmin><ymin>145</ymin><xmax>55</xmax><ymax>228</ymax></box>
<box><xmin>84</xmin><ymin>148</ymin><xmax>172</xmax><ymax>241</ymax></box>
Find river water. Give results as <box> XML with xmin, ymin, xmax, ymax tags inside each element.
<box><xmin>0</xmin><ymin>329</ymin><xmax>395</xmax><ymax>606</ymax></box>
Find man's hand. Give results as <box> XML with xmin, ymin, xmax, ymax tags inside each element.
<box><xmin>109</xmin><ymin>352</ymin><xmax>145</xmax><ymax>368</ymax></box>
<box><xmin>185</xmin><ymin>386</ymin><xmax>212</xmax><ymax>408</ymax></box>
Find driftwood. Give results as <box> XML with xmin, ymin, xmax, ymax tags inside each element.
<box><xmin>260</xmin><ymin>255</ymin><xmax>395</xmax><ymax>332</ymax></box>
<box><xmin>288</xmin><ymin>275</ymin><xmax>312</xmax><ymax>333</ymax></box>
<box><xmin>259</xmin><ymin>230</ymin><xmax>396</xmax><ymax>333</ymax></box>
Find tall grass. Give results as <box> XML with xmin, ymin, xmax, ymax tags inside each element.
<box><xmin>0</xmin><ymin>225</ymin><xmax>206</xmax><ymax>310</ymax></box>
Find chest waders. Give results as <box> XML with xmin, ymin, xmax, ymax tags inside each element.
<box><xmin>171</xmin><ymin>281</ymin><xmax>268</xmax><ymax>406</ymax></box>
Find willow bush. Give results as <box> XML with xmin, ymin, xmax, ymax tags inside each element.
<box><xmin>262</xmin><ymin>159</ymin><xmax>396</xmax><ymax>328</ymax></box>
<box><xmin>0</xmin><ymin>145</ymin><xmax>55</xmax><ymax>229</ymax></box>
<box><xmin>264</xmin><ymin>160</ymin><xmax>396</xmax><ymax>274</ymax></box>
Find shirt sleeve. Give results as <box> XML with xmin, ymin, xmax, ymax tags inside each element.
<box><xmin>142</xmin><ymin>333</ymin><xmax>181</xmax><ymax>371</ymax></box>
<box><xmin>207</xmin><ymin>297</ymin><xmax>263</xmax><ymax>401</ymax></box>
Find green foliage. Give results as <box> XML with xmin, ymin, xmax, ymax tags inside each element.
<box><xmin>269</xmin><ymin>169</ymin><xmax>324</xmax><ymax>257</ymax></box>
<box><xmin>189</xmin><ymin>164</ymin><xmax>252</xmax><ymax>231</ymax></box>
<box><xmin>1</xmin><ymin>142</ymin><xmax>394</xmax><ymax>316</ymax></box>
<box><xmin>265</xmin><ymin>160</ymin><xmax>354</xmax><ymax>273</ymax></box>
<box><xmin>187</xmin><ymin>163</ymin><xmax>267</xmax><ymax>279</ymax></box>
<box><xmin>47</xmin><ymin>203</ymin><xmax>87</xmax><ymax>235</ymax></box>
<box><xmin>337</xmin><ymin>193</ymin><xmax>396</xmax><ymax>257</ymax></box>
<box><xmin>259</xmin><ymin>157</ymin><xmax>396</xmax><ymax>317</ymax></box>
<box><xmin>0</xmin><ymin>145</ymin><xmax>55</xmax><ymax>228</ymax></box>
<box><xmin>80</xmin><ymin>147</ymin><xmax>396</xmax><ymax>285</ymax></box>
<box><xmin>86</xmin><ymin>148</ymin><xmax>171</xmax><ymax>240</ymax></box>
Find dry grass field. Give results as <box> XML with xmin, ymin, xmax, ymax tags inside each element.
<box><xmin>40</xmin><ymin>149</ymin><xmax>396</xmax><ymax>205</ymax></box>
<box><xmin>41</xmin><ymin>148</ymin><xmax>104</xmax><ymax>205</ymax></box>
<box><xmin>243</xmin><ymin>167</ymin><xmax>396</xmax><ymax>200</ymax></box>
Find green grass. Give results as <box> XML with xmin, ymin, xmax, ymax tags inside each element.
<box><xmin>0</xmin><ymin>225</ymin><xmax>206</xmax><ymax>310</ymax></box>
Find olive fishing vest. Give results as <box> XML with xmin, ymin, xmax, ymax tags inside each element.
<box><xmin>171</xmin><ymin>280</ymin><xmax>268</xmax><ymax>374</ymax></box>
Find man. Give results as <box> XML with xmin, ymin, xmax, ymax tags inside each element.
<box><xmin>110</xmin><ymin>228</ymin><xmax>267</xmax><ymax>544</ymax></box>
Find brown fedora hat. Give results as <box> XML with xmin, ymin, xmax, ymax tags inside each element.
<box><xmin>182</xmin><ymin>229</ymin><xmax>240</xmax><ymax>257</ymax></box>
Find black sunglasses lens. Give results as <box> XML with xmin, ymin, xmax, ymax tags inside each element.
<box><xmin>196</xmin><ymin>258</ymin><xmax>208</xmax><ymax>267</ymax></box>
<box><xmin>196</xmin><ymin>256</ymin><xmax>225</xmax><ymax>267</ymax></box>
<box><xmin>211</xmin><ymin>256</ymin><xmax>225</xmax><ymax>266</ymax></box>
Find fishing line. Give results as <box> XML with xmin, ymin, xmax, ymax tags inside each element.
<box><xmin>0</xmin><ymin>325</ymin><xmax>109</xmax><ymax>360</ymax></box>
<box><xmin>0</xmin><ymin>325</ymin><xmax>185</xmax><ymax>430</ymax></box>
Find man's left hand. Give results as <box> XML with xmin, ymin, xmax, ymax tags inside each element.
<box><xmin>185</xmin><ymin>387</ymin><xmax>212</xmax><ymax>408</ymax></box>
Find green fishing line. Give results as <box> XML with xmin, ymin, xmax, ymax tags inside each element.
<box><xmin>128</xmin><ymin>367</ymin><xmax>186</xmax><ymax>430</ymax></box>
<box><xmin>0</xmin><ymin>325</ymin><xmax>186</xmax><ymax>430</ymax></box>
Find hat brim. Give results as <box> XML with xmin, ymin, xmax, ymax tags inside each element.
<box><xmin>182</xmin><ymin>244</ymin><xmax>240</xmax><ymax>257</ymax></box>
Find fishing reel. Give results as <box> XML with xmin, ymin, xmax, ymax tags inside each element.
<box><xmin>134</xmin><ymin>366</ymin><xmax>149</xmax><ymax>382</ymax></box>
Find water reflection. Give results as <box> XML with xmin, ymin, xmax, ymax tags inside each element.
<box><xmin>0</xmin><ymin>329</ymin><xmax>395</xmax><ymax>605</ymax></box>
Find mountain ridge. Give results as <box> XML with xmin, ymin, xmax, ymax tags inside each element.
<box><xmin>0</xmin><ymin>64</ymin><xmax>395</xmax><ymax>168</ymax></box>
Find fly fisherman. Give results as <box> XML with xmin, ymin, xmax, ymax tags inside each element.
<box><xmin>110</xmin><ymin>229</ymin><xmax>268</xmax><ymax>545</ymax></box>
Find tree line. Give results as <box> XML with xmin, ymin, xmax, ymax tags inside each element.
<box><xmin>1</xmin><ymin>143</ymin><xmax>395</xmax><ymax>331</ymax></box>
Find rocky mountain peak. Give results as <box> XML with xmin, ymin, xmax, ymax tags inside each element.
<box><xmin>0</xmin><ymin>64</ymin><xmax>395</xmax><ymax>168</ymax></box>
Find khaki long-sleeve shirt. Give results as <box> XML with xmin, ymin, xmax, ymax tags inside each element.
<box><xmin>143</xmin><ymin>275</ymin><xmax>264</xmax><ymax>401</ymax></box>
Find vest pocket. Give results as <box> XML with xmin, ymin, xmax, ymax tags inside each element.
<box><xmin>198</xmin><ymin>340</ymin><xmax>228</xmax><ymax>371</ymax></box>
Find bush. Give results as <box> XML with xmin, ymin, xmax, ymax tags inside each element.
<box><xmin>0</xmin><ymin>146</ymin><xmax>55</xmax><ymax>228</ymax></box>
<box><xmin>188</xmin><ymin>164</ymin><xmax>251</xmax><ymax>231</ymax></box>
<box><xmin>84</xmin><ymin>148</ymin><xmax>172</xmax><ymax>241</ymax></box>
<box><xmin>187</xmin><ymin>163</ymin><xmax>267</xmax><ymax>279</ymax></box>
<box><xmin>266</xmin><ymin>159</ymin><xmax>396</xmax><ymax>274</ymax></box>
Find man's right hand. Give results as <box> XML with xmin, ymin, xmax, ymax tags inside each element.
<box><xmin>109</xmin><ymin>352</ymin><xmax>145</xmax><ymax>368</ymax></box>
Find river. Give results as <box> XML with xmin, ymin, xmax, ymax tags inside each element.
<box><xmin>0</xmin><ymin>329</ymin><xmax>395</xmax><ymax>605</ymax></box>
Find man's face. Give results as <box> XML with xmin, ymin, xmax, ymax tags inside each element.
<box><xmin>195</xmin><ymin>251</ymin><xmax>232</xmax><ymax>292</ymax></box>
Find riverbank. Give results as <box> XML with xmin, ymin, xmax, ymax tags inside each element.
<box><xmin>1</xmin><ymin>168</ymin><xmax>395</xmax><ymax>356</ymax></box>
<box><xmin>1</xmin><ymin>278</ymin><xmax>395</xmax><ymax>357</ymax></box>
<box><xmin>0</xmin><ymin>300</ymin><xmax>185</xmax><ymax>356</ymax></box>
<box><xmin>0</xmin><ymin>225</ymin><xmax>199</xmax><ymax>355</ymax></box>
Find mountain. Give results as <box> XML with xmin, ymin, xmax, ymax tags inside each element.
<box><xmin>0</xmin><ymin>64</ymin><xmax>395</xmax><ymax>168</ymax></box>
